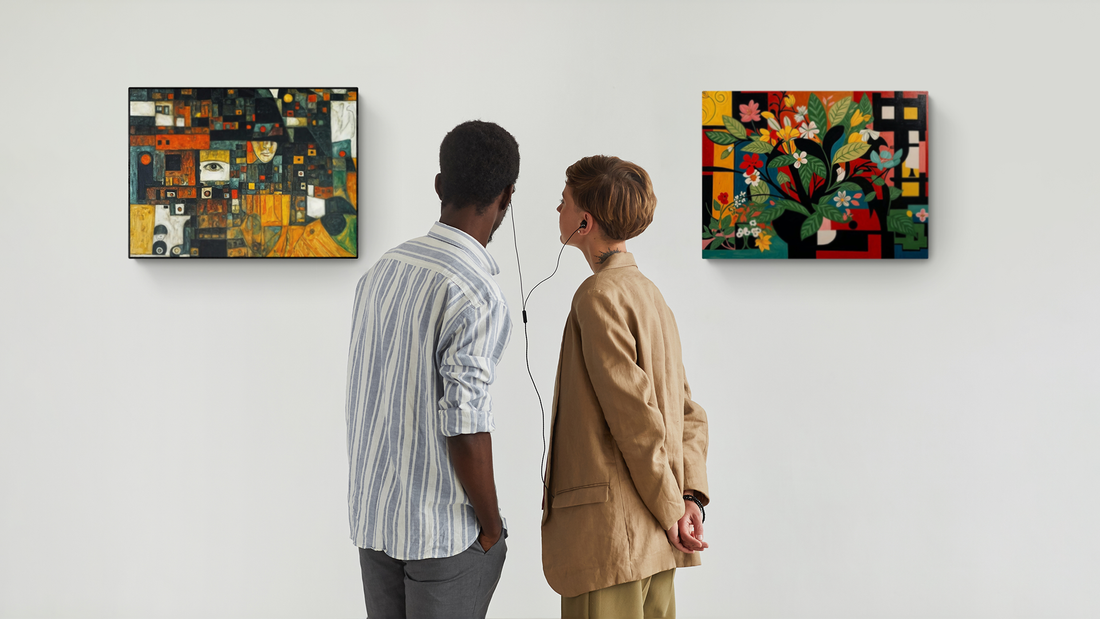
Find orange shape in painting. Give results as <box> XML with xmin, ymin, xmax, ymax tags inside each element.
<box><xmin>140</xmin><ymin>153</ymin><xmax>152</xmax><ymax>165</ymax></box>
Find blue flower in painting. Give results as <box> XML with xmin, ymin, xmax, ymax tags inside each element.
<box><xmin>870</xmin><ymin>147</ymin><xmax>905</xmax><ymax>170</ymax></box>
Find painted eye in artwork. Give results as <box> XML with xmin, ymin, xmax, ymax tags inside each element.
<box><xmin>202</xmin><ymin>162</ymin><xmax>227</xmax><ymax>173</ymax></box>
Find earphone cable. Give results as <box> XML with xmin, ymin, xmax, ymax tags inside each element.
<box><xmin>509</xmin><ymin>209</ymin><xmax>580</xmax><ymax>487</ymax></box>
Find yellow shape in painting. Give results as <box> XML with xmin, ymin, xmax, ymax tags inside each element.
<box><xmin>199</xmin><ymin>149</ymin><xmax>230</xmax><ymax>163</ymax></box>
<box><xmin>702</xmin><ymin>91</ymin><xmax>732</xmax><ymax>126</ymax></box>
<box><xmin>249</xmin><ymin>183</ymin><xmax>256</xmax><ymax>190</ymax></box>
<box><xmin>129</xmin><ymin>204</ymin><xmax>155</xmax><ymax>255</ymax></box>
<box><xmin>283</xmin><ymin>93</ymin><xmax>294</xmax><ymax>103</ymax></box>
<box><xmin>711</xmin><ymin>143</ymin><xmax>736</xmax><ymax>170</ymax></box>
<box><xmin>904</xmin><ymin>107</ymin><xmax>918</xmax><ymax>120</ymax></box>
<box><xmin>294</xmin><ymin>156</ymin><xmax>304</xmax><ymax>164</ymax></box>
<box><xmin>902</xmin><ymin>182</ymin><xmax>920</xmax><ymax>197</ymax></box>
<box><xmin>285</xmin><ymin>220</ymin><xmax>355</xmax><ymax>257</ymax></box>
<box><xmin>710</xmin><ymin>173</ymin><xmax>735</xmax><ymax>220</ymax></box>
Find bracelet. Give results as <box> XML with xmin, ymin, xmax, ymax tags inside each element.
<box><xmin>683</xmin><ymin>494</ymin><xmax>705</xmax><ymax>523</ymax></box>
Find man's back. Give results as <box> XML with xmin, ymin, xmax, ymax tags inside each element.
<box><xmin>346</xmin><ymin>222</ymin><xmax>512</xmax><ymax>561</ymax></box>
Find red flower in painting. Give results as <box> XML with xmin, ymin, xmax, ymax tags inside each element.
<box><xmin>717</xmin><ymin>192</ymin><xmax>729</xmax><ymax>205</ymax></box>
<box><xmin>739</xmin><ymin>100</ymin><xmax>761</xmax><ymax>123</ymax></box>
<box><xmin>740</xmin><ymin>154</ymin><xmax>763</xmax><ymax>171</ymax></box>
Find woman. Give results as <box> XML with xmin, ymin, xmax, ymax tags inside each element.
<box><xmin>541</xmin><ymin>155</ymin><xmax>711</xmax><ymax>619</ymax></box>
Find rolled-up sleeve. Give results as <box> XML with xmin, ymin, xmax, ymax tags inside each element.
<box><xmin>437</xmin><ymin>301</ymin><xmax>510</xmax><ymax>437</ymax></box>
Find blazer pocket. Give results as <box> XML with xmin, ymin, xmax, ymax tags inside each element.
<box><xmin>552</xmin><ymin>483</ymin><xmax>610</xmax><ymax>508</ymax></box>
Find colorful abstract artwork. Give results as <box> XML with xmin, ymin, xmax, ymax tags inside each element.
<box><xmin>702</xmin><ymin>91</ymin><xmax>928</xmax><ymax>259</ymax></box>
<box><xmin>129</xmin><ymin>88</ymin><xmax>358</xmax><ymax>258</ymax></box>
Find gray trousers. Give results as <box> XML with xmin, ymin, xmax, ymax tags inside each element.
<box><xmin>358</xmin><ymin>531</ymin><xmax>507</xmax><ymax>619</ymax></box>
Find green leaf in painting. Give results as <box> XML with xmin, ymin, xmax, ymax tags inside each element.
<box><xmin>713</xmin><ymin>199</ymin><xmax>722</xmax><ymax>211</ymax></box>
<box><xmin>887</xmin><ymin>210</ymin><xmax>916</xmax><ymax>236</ymax></box>
<box><xmin>889</xmin><ymin>186</ymin><xmax>903</xmax><ymax>202</ymax></box>
<box><xmin>808</xmin><ymin>94</ymin><xmax>827</xmax><ymax>135</ymax></box>
<box><xmin>807</xmin><ymin>156</ymin><xmax>826</xmax><ymax>178</ymax></box>
<box><xmin>832</xmin><ymin>142</ymin><xmax>870</xmax><ymax>165</ymax></box>
<box><xmin>753</xmin><ymin>204</ymin><xmax>786</xmax><ymax>223</ymax></box>
<box><xmin>705</xmin><ymin>130</ymin><xmax>737</xmax><ymax>146</ymax></box>
<box><xmin>859</xmin><ymin>94</ymin><xmax>872</xmax><ymax>119</ymax></box>
<box><xmin>873</xmin><ymin>176</ymin><xmax>886</xmax><ymax>186</ymax></box>
<box><xmin>742</xmin><ymin>140</ymin><xmax>774</xmax><ymax>154</ymax></box>
<box><xmin>817</xmin><ymin>200</ymin><xmax>847</xmax><ymax>223</ymax></box>
<box><xmin>798</xmin><ymin>164</ymin><xmax>815</xmax><ymax>192</ymax></box>
<box><xmin>864</xmin><ymin>191</ymin><xmax>875</xmax><ymax>202</ymax></box>
<box><xmin>833</xmin><ymin>182</ymin><xmax>862</xmax><ymax>194</ymax></box>
<box><xmin>827</xmin><ymin>96</ymin><xmax>852</xmax><ymax>129</ymax></box>
<box><xmin>800</xmin><ymin>212</ymin><xmax>823</xmax><ymax>240</ymax></box>
<box><xmin>777</xmin><ymin>199</ymin><xmax>811</xmax><ymax>216</ymax></box>
<box><xmin>722</xmin><ymin>115</ymin><xmax>748</xmax><ymax>140</ymax></box>
<box><xmin>709</xmin><ymin>236</ymin><xmax>726</xmax><ymax>250</ymax></box>
<box><xmin>777</xmin><ymin>171</ymin><xmax>791</xmax><ymax>186</ymax></box>
<box><xmin>750</xmin><ymin>181</ymin><xmax>770</xmax><ymax>204</ymax></box>
<box><xmin>719</xmin><ymin>147</ymin><xmax>733</xmax><ymax>159</ymax></box>
<box><xmin>721</xmin><ymin>214</ymin><xmax>731</xmax><ymax>228</ymax></box>
<box><xmin>769</xmin><ymin>154</ymin><xmax>796</xmax><ymax>168</ymax></box>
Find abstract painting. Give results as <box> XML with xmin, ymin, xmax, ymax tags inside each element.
<box><xmin>129</xmin><ymin>88</ymin><xmax>358</xmax><ymax>258</ymax></box>
<box><xmin>702</xmin><ymin>91</ymin><xmax>928</xmax><ymax>259</ymax></box>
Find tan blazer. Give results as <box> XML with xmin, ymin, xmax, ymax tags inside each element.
<box><xmin>541</xmin><ymin>253</ymin><xmax>709</xmax><ymax>598</ymax></box>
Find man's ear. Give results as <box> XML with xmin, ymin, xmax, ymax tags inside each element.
<box><xmin>434</xmin><ymin>173</ymin><xmax>443</xmax><ymax>201</ymax></box>
<box><xmin>499</xmin><ymin>184</ymin><xmax>515</xmax><ymax>212</ymax></box>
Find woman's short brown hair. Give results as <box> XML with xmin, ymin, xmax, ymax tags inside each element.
<box><xmin>565</xmin><ymin>155</ymin><xmax>656</xmax><ymax>241</ymax></box>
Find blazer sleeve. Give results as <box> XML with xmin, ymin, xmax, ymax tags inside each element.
<box><xmin>682</xmin><ymin>375</ymin><xmax>710</xmax><ymax>506</ymax></box>
<box><xmin>575</xmin><ymin>287</ymin><xmax>685</xmax><ymax>532</ymax></box>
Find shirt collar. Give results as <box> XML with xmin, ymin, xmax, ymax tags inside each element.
<box><xmin>428</xmin><ymin>221</ymin><xmax>501</xmax><ymax>275</ymax></box>
<box><xmin>593</xmin><ymin>251</ymin><xmax>636</xmax><ymax>273</ymax></box>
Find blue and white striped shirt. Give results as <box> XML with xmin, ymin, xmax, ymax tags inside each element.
<box><xmin>346</xmin><ymin>222</ymin><xmax>512</xmax><ymax>560</ymax></box>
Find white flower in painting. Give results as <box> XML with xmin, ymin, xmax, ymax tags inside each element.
<box><xmin>860</xmin><ymin>126</ymin><xmax>881</xmax><ymax>142</ymax></box>
<box><xmin>793</xmin><ymin>151</ymin><xmax>809</xmax><ymax>168</ymax></box>
<box><xmin>743</xmin><ymin>169</ymin><xmax>762</xmax><ymax>186</ymax></box>
<box><xmin>835</xmin><ymin>167</ymin><xmax>846</xmax><ymax>182</ymax></box>
<box><xmin>736</xmin><ymin>227</ymin><xmax>745</xmax><ymax>238</ymax></box>
<box><xmin>749</xmin><ymin>220</ymin><xmax>757</xmax><ymax>226</ymax></box>
<box><xmin>751</xmin><ymin>227</ymin><xmax>761</xmax><ymax>237</ymax></box>
<box><xmin>794</xmin><ymin>105</ymin><xmax>808</xmax><ymax>122</ymax></box>
<box><xmin>834</xmin><ymin>190</ymin><xmax>852</xmax><ymax>209</ymax></box>
<box><xmin>798</xmin><ymin>121</ymin><xmax>820</xmax><ymax>140</ymax></box>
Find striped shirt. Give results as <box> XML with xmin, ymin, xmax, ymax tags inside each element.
<box><xmin>345</xmin><ymin>222</ymin><xmax>512</xmax><ymax>560</ymax></box>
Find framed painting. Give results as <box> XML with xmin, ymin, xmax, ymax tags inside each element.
<box><xmin>702</xmin><ymin>91</ymin><xmax>927</xmax><ymax>259</ymax></box>
<box><xmin>129</xmin><ymin>88</ymin><xmax>358</xmax><ymax>258</ymax></box>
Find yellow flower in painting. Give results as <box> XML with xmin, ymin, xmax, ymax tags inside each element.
<box><xmin>761</xmin><ymin>111</ymin><xmax>775</xmax><ymax>120</ymax></box>
<box><xmin>851</xmin><ymin>109</ymin><xmax>870</xmax><ymax>126</ymax></box>
<box><xmin>776</xmin><ymin>123</ymin><xmax>800</xmax><ymax>143</ymax></box>
<box><xmin>758</xmin><ymin>128</ymin><xmax>776</xmax><ymax>144</ymax></box>
<box><xmin>757</xmin><ymin>232</ymin><xmax>773</xmax><ymax>252</ymax></box>
<box><xmin>906</xmin><ymin>210</ymin><xmax>913</xmax><ymax>217</ymax></box>
<box><xmin>848</xmin><ymin>132</ymin><xmax>863</xmax><ymax>144</ymax></box>
<box><xmin>784</xmin><ymin>94</ymin><xmax>796</xmax><ymax>108</ymax></box>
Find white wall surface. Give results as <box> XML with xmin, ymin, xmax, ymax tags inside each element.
<box><xmin>2</xmin><ymin>1</ymin><xmax>1098</xmax><ymax>617</ymax></box>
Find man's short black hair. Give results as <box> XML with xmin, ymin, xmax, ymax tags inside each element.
<box><xmin>438</xmin><ymin>120</ymin><xmax>520</xmax><ymax>212</ymax></box>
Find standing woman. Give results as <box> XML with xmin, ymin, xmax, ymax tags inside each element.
<box><xmin>542</xmin><ymin>156</ymin><xmax>711</xmax><ymax>619</ymax></box>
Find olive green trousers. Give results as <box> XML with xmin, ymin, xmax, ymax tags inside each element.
<box><xmin>561</xmin><ymin>568</ymin><xmax>675</xmax><ymax>619</ymax></box>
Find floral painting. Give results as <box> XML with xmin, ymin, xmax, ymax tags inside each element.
<box><xmin>702</xmin><ymin>91</ymin><xmax>928</xmax><ymax>259</ymax></box>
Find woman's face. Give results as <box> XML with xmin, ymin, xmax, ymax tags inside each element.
<box><xmin>251</xmin><ymin>140</ymin><xmax>277</xmax><ymax>163</ymax></box>
<box><xmin>557</xmin><ymin>184</ymin><xmax>586</xmax><ymax>245</ymax></box>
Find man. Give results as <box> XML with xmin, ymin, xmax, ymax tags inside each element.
<box><xmin>542</xmin><ymin>155</ymin><xmax>710</xmax><ymax>619</ymax></box>
<box><xmin>346</xmin><ymin>120</ymin><xmax>519</xmax><ymax>619</ymax></box>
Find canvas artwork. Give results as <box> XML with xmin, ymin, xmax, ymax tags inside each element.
<box><xmin>702</xmin><ymin>91</ymin><xmax>928</xmax><ymax>259</ymax></box>
<box><xmin>129</xmin><ymin>88</ymin><xmax>358</xmax><ymax>258</ymax></box>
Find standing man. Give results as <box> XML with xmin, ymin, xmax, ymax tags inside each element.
<box><xmin>346</xmin><ymin>121</ymin><xmax>519</xmax><ymax>619</ymax></box>
<box><xmin>542</xmin><ymin>155</ymin><xmax>710</xmax><ymax>619</ymax></box>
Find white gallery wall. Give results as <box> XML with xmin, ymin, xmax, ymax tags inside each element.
<box><xmin>2</xmin><ymin>1</ymin><xmax>1098</xmax><ymax>617</ymax></box>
